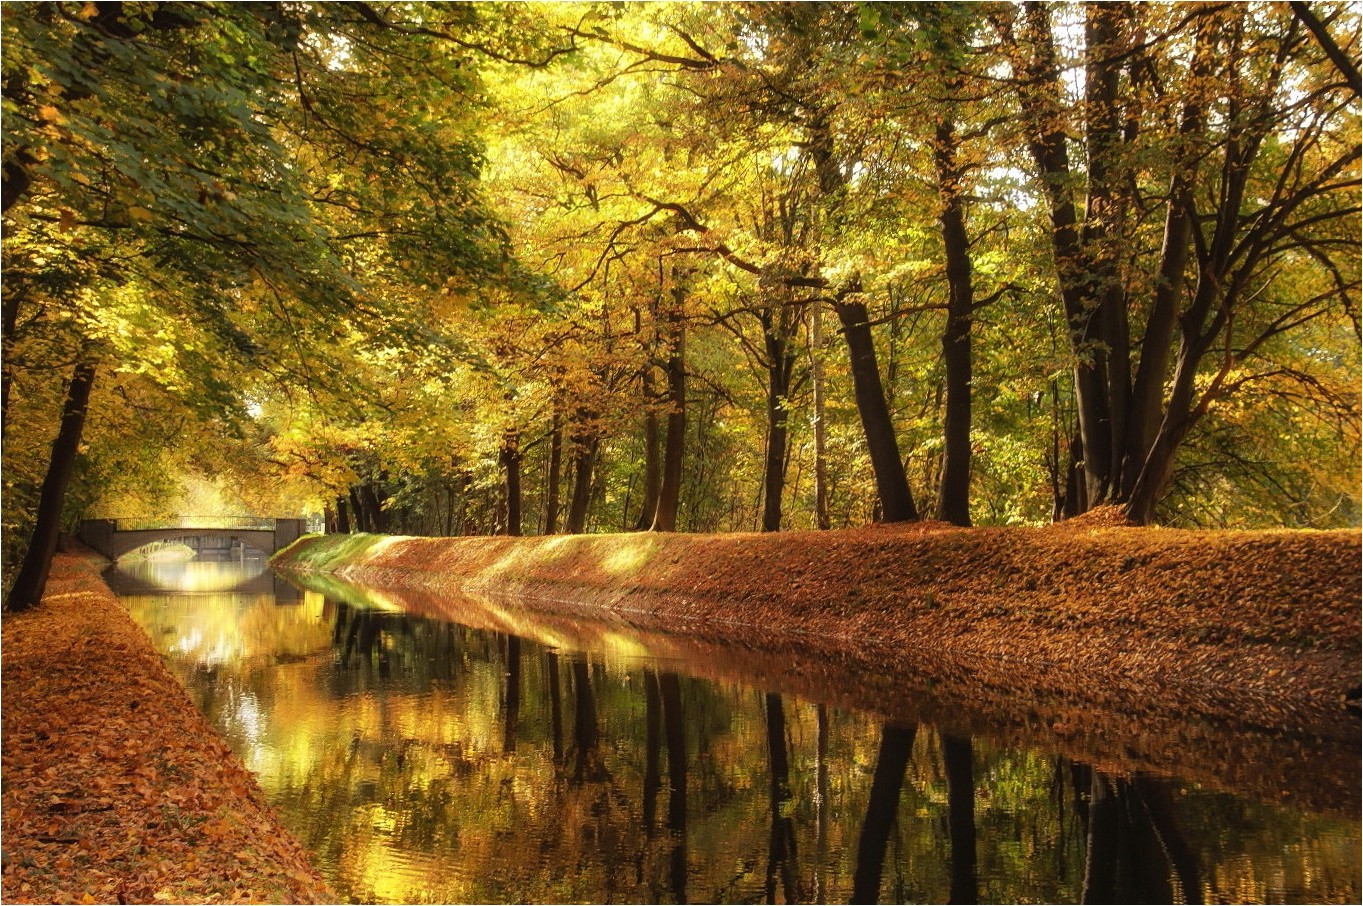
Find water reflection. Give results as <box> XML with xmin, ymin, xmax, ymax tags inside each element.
<box><xmin>115</xmin><ymin>560</ymin><xmax>1361</xmax><ymax>905</ymax></box>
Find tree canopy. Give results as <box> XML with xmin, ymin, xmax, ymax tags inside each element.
<box><xmin>4</xmin><ymin>1</ymin><xmax>1359</xmax><ymax>600</ymax></box>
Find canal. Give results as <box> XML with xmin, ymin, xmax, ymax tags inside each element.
<box><xmin>109</xmin><ymin>556</ymin><xmax>1360</xmax><ymax>904</ymax></box>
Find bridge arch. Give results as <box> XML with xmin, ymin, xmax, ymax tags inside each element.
<box><xmin>77</xmin><ymin>519</ymin><xmax>305</xmax><ymax>561</ymax></box>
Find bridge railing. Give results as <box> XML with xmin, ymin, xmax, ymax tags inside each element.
<box><xmin>112</xmin><ymin>516</ymin><xmax>279</xmax><ymax>532</ymax></box>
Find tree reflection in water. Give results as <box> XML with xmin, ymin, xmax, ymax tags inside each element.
<box><xmin>119</xmin><ymin>585</ymin><xmax>1361</xmax><ymax>905</ymax></box>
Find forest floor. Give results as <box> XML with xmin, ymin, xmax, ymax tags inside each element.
<box><xmin>278</xmin><ymin>508</ymin><xmax>1361</xmax><ymax>742</ymax></box>
<box><xmin>1</xmin><ymin>551</ymin><xmax>332</xmax><ymax>905</ymax></box>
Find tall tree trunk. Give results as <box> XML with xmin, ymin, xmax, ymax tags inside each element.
<box><xmin>544</xmin><ymin>415</ymin><xmax>563</xmax><ymax>534</ymax></box>
<box><xmin>6</xmin><ymin>360</ymin><xmax>96</xmax><ymax>612</ymax></box>
<box><xmin>348</xmin><ymin>487</ymin><xmax>369</xmax><ymax>532</ymax></box>
<box><xmin>635</xmin><ymin>369</ymin><xmax>662</xmax><ymax>530</ymax></box>
<box><xmin>809</xmin><ymin>109</ymin><xmax>919</xmax><ymax>525</ymax></box>
<box><xmin>835</xmin><ymin>297</ymin><xmax>918</xmax><ymax>523</ymax></box>
<box><xmin>500</xmin><ymin>428</ymin><xmax>522</xmax><ymax>537</ymax></box>
<box><xmin>565</xmin><ymin>414</ymin><xmax>598</xmax><ymax>534</ymax></box>
<box><xmin>809</xmin><ymin>303</ymin><xmax>831</xmax><ymax>530</ymax></box>
<box><xmin>651</xmin><ymin>297</ymin><xmax>686</xmax><ymax>532</ymax></box>
<box><xmin>761</xmin><ymin>311</ymin><xmax>795</xmax><ymax>532</ymax></box>
<box><xmin>934</xmin><ymin>113</ymin><xmax>975</xmax><ymax>527</ymax></box>
<box><xmin>1083</xmin><ymin>1</ymin><xmax>1133</xmax><ymax>489</ymax></box>
<box><xmin>851</xmin><ymin>723</ymin><xmax>917</xmax><ymax>903</ymax></box>
<box><xmin>1011</xmin><ymin>1</ymin><xmax>1114</xmax><ymax>506</ymax></box>
<box><xmin>1119</xmin><ymin>20</ymin><xmax>1214</xmax><ymax>499</ymax></box>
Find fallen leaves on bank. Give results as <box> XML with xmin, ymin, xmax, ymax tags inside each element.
<box><xmin>279</xmin><ymin>512</ymin><xmax>1360</xmax><ymax>739</ymax></box>
<box><xmin>2</xmin><ymin>554</ymin><xmax>331</xmax><ymax>905</ymax></box>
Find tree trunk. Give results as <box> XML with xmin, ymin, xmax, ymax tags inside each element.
<box><xmin>544</xmin><ymin>415</ymin><xmax>563</xmax><ymax>534</ymax></box>
<box><xmin>761</xmin><ymin>312</ymin><xmax>795</xmax><ymax>532</ymax></box>
<box><xmin>835</xmin><ymin>298</ymin><xmax>918</xmax><ymax>522</ymax></box>
<box><xmin>635</xmin><ymin>369</ymin><xmax>662</xmax><ymax>530</ymax></box>
<box><xmin>1119</xmin><ymin>20</ymin><xmax>1213</xmax><ymax>499</ymax></box>
<box><xmin>348</xmin><ymin>490</ymin><xmax>370</xmax><ymax>534</ymax></box>
<box><xmin>500</xmin><ymin>428</ymin><xmax>522</xmax><ymax>537</ymax></box>
<box><xmin>809</xmin><ymin>302</ymin><xmax>831</xmax><ymax>530</ymax></box>
<box><xmin>651</xmin><ymin>297</ymin><xmax>686</xmax><ymax>532</ymax></box>
<box><xmin>359</xmin><ymin>482</ymin><xmax>386</xmax><ymax>534</ymax></box>
<box><xmin>934</xmin><ymin>114</ymin><xmax>975</xmax><ymax>527</ymax></box>
<box><xmin>335</xmin><ymin>496</ymin><xmax>352</xmax><ymax>534</ymax></box>
<box><xmin>6</xmin><ymin>360</ymin><xmax>96</xmax><ymax>612</ymax></box>
<box><xmin>565</xmin><ymin>416</ymin><xmax>598</xmax><ymax>534</ymax></box>
<box><xmin>1083</xmin><ymin>1</ymin><xmax>1133</xmax><ymax>489</ymax></box>
<box><xmin>1011</xmin><ymin>2</ymin><xmax>1114</xmax><ymax>506</ymax></box>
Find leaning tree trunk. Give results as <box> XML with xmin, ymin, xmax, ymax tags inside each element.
<box><xmin>1010</xmin><ymin>1</ymin><xmax>1115</xmax><ymax>506</ymax></box>
<box><xmin>835</xmin><ymin>297</ymin><xmax>918</xmax><ymax>523</ymax></box>
<box><xmin>808</xmin><ymin>109</ymin><xmax>918</xmax><ymax>525</ymax></box>
<box><xmin>6</xmin><ymin>360</ymin><xmax>96</xmax><ymax>612</ymax></box>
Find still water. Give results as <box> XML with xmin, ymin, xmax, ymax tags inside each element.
<box><xmin>112</xmin><ymin>557</ymin><xmax>1360</xmax><ymax>904</ymax></box>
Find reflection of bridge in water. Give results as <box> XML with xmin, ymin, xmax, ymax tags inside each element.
<box><xmin>103</xmin><ymin>564</ymin><xmax>302</xmax><ymax>603</ymax></box>
<box><xmin>78</xmin><ymin>517</ymin><xmax>306</xmax><ymax>561</ymax></box>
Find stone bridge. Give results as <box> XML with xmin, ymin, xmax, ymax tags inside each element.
<box><xmin>77</xmin><ymin>518</ymin><xmax>306</xmax><ymax>561</ymax></box>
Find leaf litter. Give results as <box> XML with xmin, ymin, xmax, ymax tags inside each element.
<box><xmin>2</xmin><ymin>553</ymin><xmax>331</xmax><ymax>905</ymax></box>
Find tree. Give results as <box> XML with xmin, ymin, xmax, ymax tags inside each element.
<box><xmin>997</xmin><ymin>2</ymin><xmax>1360</xmax><ymax>522</ymax></box>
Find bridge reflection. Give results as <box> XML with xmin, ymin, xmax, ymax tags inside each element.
<box><xmin>104</xmin><ymin>559</ymin><xmax>301</xmax><ymax>603</ymax></box>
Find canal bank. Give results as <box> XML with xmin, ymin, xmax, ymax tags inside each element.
<box><xmin>274</xmin><ymin>517</ymin><xmax>1361</xmax><ymax>741</ymax></box>
<box><xmin>1</xmin><ymin>551</ymin><xmax>331</xmax><ymax>904</ymax></box>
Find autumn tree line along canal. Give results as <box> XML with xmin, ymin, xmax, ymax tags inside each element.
<box><xmin>3</xmin><ymin>1</ymin><xmax>1360</xmax><ymax>902</ymax></box>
